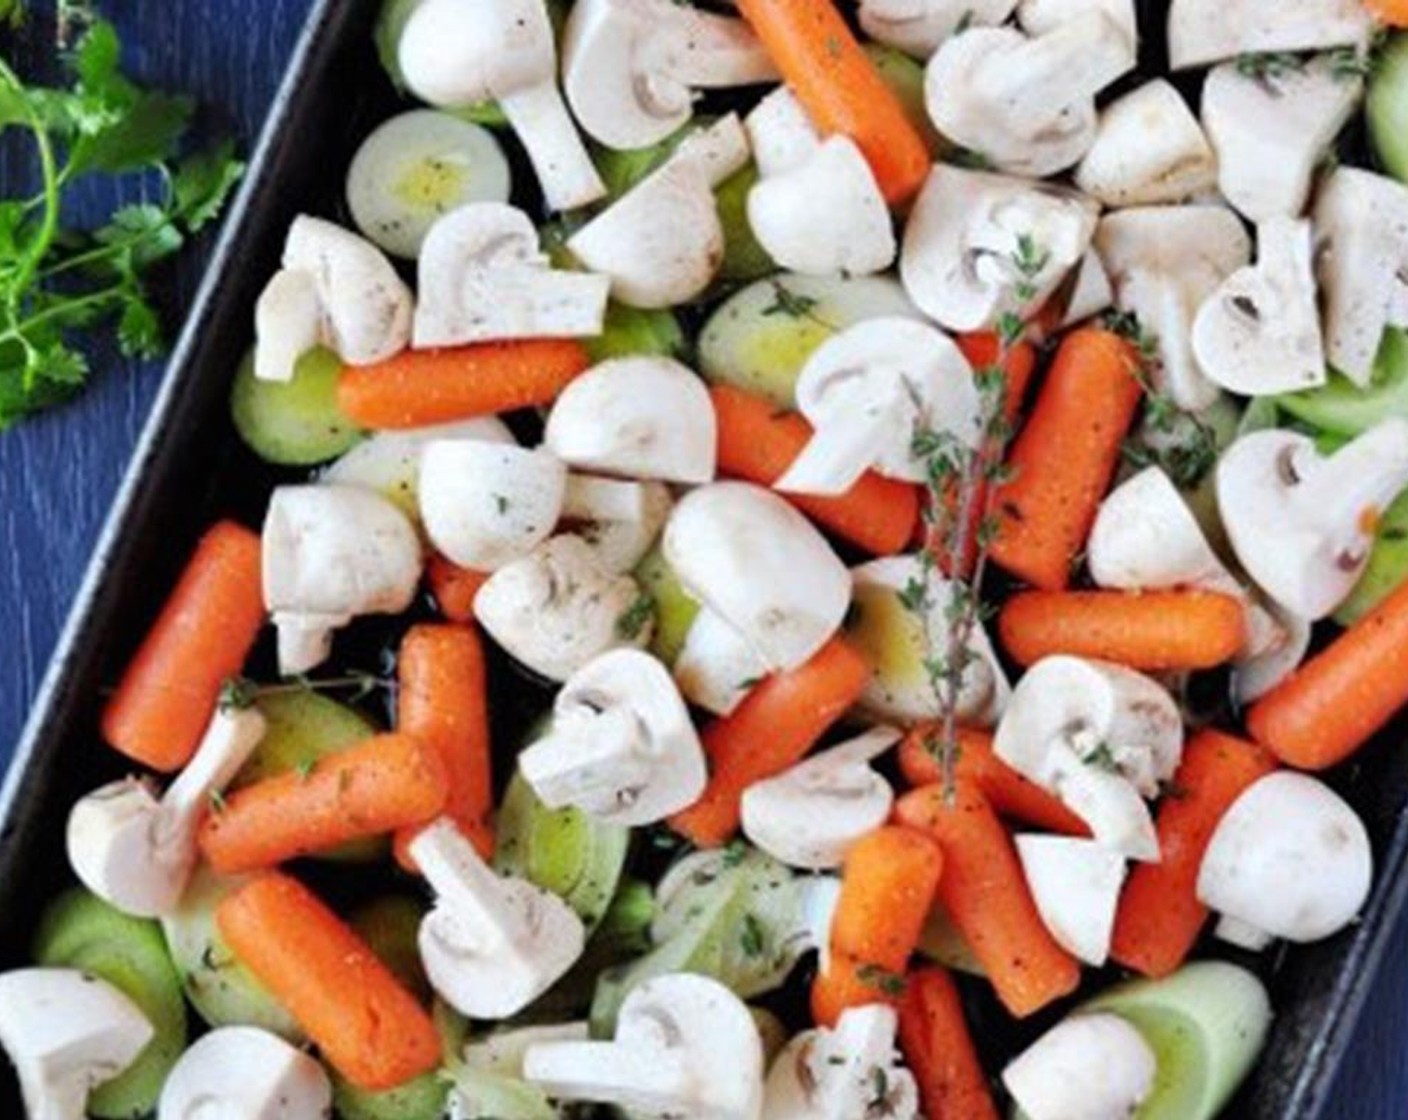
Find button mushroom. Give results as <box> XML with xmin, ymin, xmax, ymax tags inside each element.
<box><xmin>523</xmin><ymin>972</ymin><xmax>764</xmax><ymax>1120</ymax></box>
<box><xmin>567</xmin><ymin>116</ymin><xmax>751</xmax><ymax>309</ymax></box>
<box><xmin>858</xmin><ymin>0</ymin><xmax>1018</xmax><ymax>59</ymax></box>
<box><xmin>1215</xmin><ymin>420</ymin><xmax>1408</xmax><ymax>620</ymax></box>
<box><xmin>776</xmin><ymin>318</ymin><xmax>981</xmax><ymax>497</ymax></box>
<box><xmin>396</xmin><ymin>0</ymin><xmax>605</xmax><ymax>211</ymax></box>
<box><xmin>66</xmin><ymin>707</ymin><xmax>267</xmax><ymax>919</ymax></box>
<box><xmin>254</xmin><ymin>216</ymin><xmax>413</xmax><ymax>383</ymax></box>
<box><xmin>762</xmin><ymin>1004</ymin><xmax>920</xmax><ymax>1120</ymax></box>
<box><xmin>1018</xmin><ymin>0</ymin><xmax>1138</xmax><ymax>44</ymax></box>
<box><xmin>1074</xmin><ymin>80</ymin><xmax>1218</xmax><ymax>208</ymax></box>
<box><xmin>740</xmin><ymin>726</ymin><xmax>900</xmax><ymax>871</ymax></box>
<box><xmin>544</xmin><ymin>357</ymin><xmax>717</xmax><ymax>484</ymax></box>
<box><xmin>672</xmin><ymin>605</ymin><xmax>771</xmax><ymax>717</ymax></box>
<box><xmin>900</xmin><ymin>165</ymin><xmax>1098</xmax><ymax>333</ymax></box>
<box><xmin>1003</xmin><ymin>1013</ymin><xmax>1157</xmax><ymax>1120</ymax></box>
<box><xmin>0</xmin><ymin>968</ymin><xmax>154</xmax><ymax>1120</ymax></box>
<box><xmin>1197</xmin><ymin>771</ymin><xmax>1373</xmax><ymax>950</ymax></box>
<box><xmin>1167</xmin><ymin>0</ymin><xmax>1374</xmax><ymax>71</ymax></box>
<box><xmin>1094</xmin><ymin>205</ymin><xmax>1252</xmax><ymax>410</ymax></box>
<box><xmin>1016</xmin><ymin>834</ymin><xmax>1127</xmax><ymax>966</ymax></box>
<box><xmin>157</xmin><ymin>1026</ymin><xmax>331</xmax><ymax>1119</ymax></box>
<box><xmin>1058</xmin><ymin>249</ymin><xmax>1115</xmax><ymax>328</ymax></box>
<box><xmin>262</xmin><ymin>484</ymin><xmax>423</xmax><ymax>675</ymax></box>
<box><xmin>924</xmin><ymin>13</ymin><xmax>1136</xmax><ymax>178</ymax></box>
<box><xmin>562</xmin><ymin>0</ymin><xmax>776</xmax><ymax>151</ymax></box>
<box><xmin>411</xmin><ymin>817</ymin><xmax>586</xmax><ymax>1019</ymax></box>
<box><xmin>663</xmin><ymin>482</ymin><xmax>852</xmax><ymax>673</ymax></box>
<box><xmin>1191</xmin><ymin>217</ymin><xmax>1327</xmax><ymax>396</ymax></box>
<box><xmin>562</xmin><ymin>474</ymin><xmax>673</xmax><ymax>575</ymax></box>
<box><xmin>413</xmin><ymin>203</ymin><xmax>611</xmax><ymax>347</ymax></box>
<box><xmin>474</xmin><ymin>534</ymin><xmax>652</xmax><ymax>682</ymax></box>
<box><xmin>517</xmin><ymin>649</ymin><xmax>707</xmax><ymax>827</ymax></box>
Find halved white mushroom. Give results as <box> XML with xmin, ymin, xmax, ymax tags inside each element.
<box><xmin>1168</xmin><ymin>0</ymin><xmax>1374</xmax><ymax>71</ymax></box>
<box><xmin>901</xmin><ymin>165</ymin><xmax>1098</xmax><ymax>332</ymax></box>
<box><xmin>157</xmin><ymin>1026</ymin><xmax>331</xmax><ymax>1120</ymax></box>
<box><xmin>517</xmin><ymin>649</ymin><xmax>707</xmax><ymax>826</ymax></box>
<box><xmin>413</xmin><ymin>203</ymin><xmax>610</xmax><ymax>347</ymax></box>
<box><xmin>411</xmin><ymin>817</ymin><xmax>586</xmax><ymax>1019</ymax></box>
<box><xmin>740</xmin><ymin>727</ymin><xmax>899</xmax><ymax>871</ymax></box>
<box><xmin>567</xmin><ymin>116</ymin><xmax>751</xmax><ymax>309</ymax></box>
<box><xmin>397</xmin><ymin>0</ymin><xmax>605</xmax><ymax>211</ymax></box>
<box><xmin>663</xmin><ymin>482</ymin><xmax>852</xmax><ymax>672</ymax></box>
<box><xmin>1074</xmin><ymin>80</ymin><xmax>1217</xmax><ymax>208</ymax></box>
<box><xmin>1314</xmin><ymin>167</ymin><xmax>1408</xmax><ymax>386</ymax></box>
<box><xmin>66</xmin><ymin>707</ymin><xmax>266</xmax><ymax>919</ymax></box>
<box><xmin>544</xmin><ymin>357</ymin><xmax>717</xmax><ymax>484</ymax></box>
<box><xmin>744</xmin><ymin>89</ymin><xmax>895</xmax><ymax>279</ymax></box>
<box><xmin>563</xmin><ymin>0</ymin><xmax>775</xmax><ymax>151</ymax></box>
<box><xmin>858</xmin><ymin>0</ymin><xmax>1018</xmax><ymax>59</ymax></box>
<box><xmin>563</xmin><ymin>475</ymin><xmax>673</xmax><ymax>575</ymax></box>
<box><xmin>262</xmin><ymin>484</ymin><xmax>423</xmax><ymax>675</ymax></box>
<box><xmin>1197</xmin><ymin>772</ymin><xmax>1372</xmax><ymax>949</ymax></box>
<box><xmin>1058</xmin><ymin>249</ymin><xmax>1115</xmax><ymax>328</ymax></box>
<box><xmin>475</xmin><ymin>534</ymin><xmax>652</xmax><ymax>682</ymax></box>
<box><xmin>1003</xmin><ymin>1013</ymin><xmax>1157</xmax><ymax>1120</ymax></box>
<box><xmin>523</xmin><ymin>973</ymin><xmax>764</xmax><ymax>1120</ymax></box>
<box><xmin>254</xmin><ymin>216</ymin><xmax>413</xmax><ymax>382</ymax></box>
<box><xmin>1234</xmin><ymin>604</ymin><xmax>1313</xmax><ymax>704</ymax></box>
<box><xmin>763</xmin><ymin>1004</ymin><xmax>920</xmax><ymax>1120</ymax></box>
<box><xmin>776</xmin><ymin>318</ymin><xmax>981</xmax><ymax>497</ymax></box>
<box><xmin>1216</xmin><ymin>420</ymin><xmax>1408</xmax><ymax>620</ymax></box>
<box><xmin>1016</xmin><ymin>834</ymin><xmax>1127</xmax><ymax>966</ymax></box>
<box><xmin>1191</xmin><ymin>217</ymin><xmax>1327</xmax><ymax>396</ymax></box>
<box><xmin>1094</xmin><ymin>205</ymin><xmax>1252</xmax><ymax>410</ymax></box>
<box><xmin>1018</xmin><ymin>0</ymin><xmax>1138</xmax><ymax>43</ymax></box>
<box><xmin>924</xmin><ymin>14</ymin><xmax>1136</xmax><ymax>178</ymax></box>
<box><xmin>672</xmin><ymin>605</ymin><xmax>771</xmax><ymax>717</ymax></box>
<box><xmin>0</xmin><ymin>968</ymin><xmax>154</xmax><ymax>1120</ymax></box>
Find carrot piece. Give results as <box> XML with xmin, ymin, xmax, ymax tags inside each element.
<box><xmin>998</xmin><ymin>589</ymin><xmax>1247</xmax><ymax>671</ymax></box>
<box><xmin>711</xmin><ymin>384</ymin><xmax>919</xmax><ymax>555</ymax></box>
<box><xmin>101</xmin><ymin>521</ymin><xmax>265</xmax><ymax>773</ymax></box>
<box><xmin>1367</xmin><ymin>0</ymin><xmax>1408</xmax><ymax>25</ymax></box>
<box><xmin>811</xmin><ymin>952</ymin><xmax>897</xmax><ymax>1026</ymax></box>
<box><xmin>668</xmin><ymin>637</ymin><xmax>869</xmax><ymax>847</ymax></box>
<box><xmin>393</xmin><ymin>624</ymin><xmax>494</xmax><ymax>869</ymax></box>
<box><xmin>199</xmin><ymin>733</ymin><xmax>448</xmax><ymax>873</ymax></box>
<box><xmin>337</xmin><ymin>340</ymin><xmax>591</xmax><ymax>429</ymax></box>
<box><xmin>426</xmin><ymin>553</ymin><xmax>489</xmax><ymax>623</ymax></box>
<box><xmin>217</xmin><ymin>873</ymin><xmax>441</xmax><ymax>1090</ymax></box>
<box><xmin>1110</xmin><ymin>729</ymin><xmax>1276</xmax><ymax>978</ymax></box>
<box><xmin>898</xmin><ymin>967</ymin><xmax>1000</xmax><ymax>1120</ymax></box>
<box><xmin>988</xmin><ymin>328</ymin><xmax>1144</xmax><ymax>590</ymax></box>
<box><xmin>896</xmin><ymin>781</ymin><xmax>1081</xmax><ymax>1018</ymax></box>
<box><xmin>898</xmin><ymin>726</ymin><xmax>1088</xmax><ymax>836</ymax></box>
<box><xmin>734</xmin><ymin>0</ymin><xmax>929</xmax><ymax>205</ymax></box>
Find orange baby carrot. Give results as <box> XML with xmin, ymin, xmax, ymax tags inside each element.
<box><xmin>998</xmin><ymin>589</ymin><xmax>1247</xmax><ymax>671</ymax></box>
<box><xmin>1110</xmin><ymin>729</ymin><xmax>1276</xmax><ymax>978</ymax></box>
<box><xmin>199</xmin><ymin>733</ymin><xmax>448</xmax><ymax>873</ymax></box>
<box><xmin>898</xmin><ymin>726</ymin><xmax>1088</xmax><ymax>837</ymax></box>
<box><xmin>426</xmin><ymin>553</ymin><xmax>489</xmax><ymax>624</ymax></box>
<box><xmin>102</xmin><ymin>521</ymin><xmax>265</xmax><ymax>772</ymax></box>
<box><xmin>989</xmin><ymin>327</ymin><xmax>1143</xmax><ymax>590</ymax></box>
<box><xmin>217</xmin><ymin>873</ymin><xmax>441</xmax><ymax>1090</ymax></box>
<box><xmin>1367</xmin><ymin>0</ymin><xmax>1408</xmax><ymax>25</ymax></box>
<box><xmin>711</xmin><ymin>384</ymin><xmax>919</xmax><ymax>555</ymax></box>
<box><xmin>1248</xmin><ymin>575</ymin><xmax>1408</xmax><ymax>769</ymax></box>
<box><xmin>811</xmin><ymin>952</ymin><xmax>899</xmax><ymax>1027</ymax></box>
<box><xmin>393</xmin><ymin>624</ymin><xmax>494</xmax><ymax>869</ymax></box>
<box><xmin>896</xmin><ymin>781</ymin><xmax>1081</xmax><ymax>1018</ymax></box>
<box><xmin>337</xmin><ymin>340</ymin><xmax>590</xmax><ymax>429</ymax></box>
<box><xmin>669</xmin><ymin>637</ymin><xmax>869</xmax><ymax>847</ymax></box>
<box><xmin>898</xmin><ymin>967</ymin><xmax>1001</xmax><ymax>1120</ymax></box>
<box><xmin>735</xmin><ymin>0</ymin><xmax>930</xmax><ymax>204</ymax></box>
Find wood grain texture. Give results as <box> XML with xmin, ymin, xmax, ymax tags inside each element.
<box><xmin>0</xmin><ymin>2</ymin><xmax>1404</xmax><ymax>1115</ymax></box>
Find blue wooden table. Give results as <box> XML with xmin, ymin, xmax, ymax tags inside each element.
<box><xmin>0</xmin><ymin>2</ymin><xmax>1404</xmax><ymax>1115</ymax></box>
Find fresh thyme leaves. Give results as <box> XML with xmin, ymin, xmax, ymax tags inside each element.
<box><xmin>217</xmin><ymin>671</ymin><xmax>388</xmax><ymax>708</ymax></box>
<box><xmin>946</xmin><ymin>146</ymin><xmax>992</xmax><ymax>171</ymax></box>
<box><xmin>1234</xmin><ymin>51</ymin><xmax>1307</xmax><ymax>81</ymax></box>
<box><xmin>760</xmin><ymin>280</ymin><xmax>830</xmax><ymax>327</ymax></box>
<box><xmin>217</xmin><ymin>675</ymin><xmax>258</xmax><ymax>712</ymax></box>
<box><xmin>867</xmin><ymin>1066</ymin><xmax>891</xmax><ymax>1114</ymax></box>
<box><xmin>855</xmin><ymin>962</ymin><xmax>908</xmax><ymax>998</ymax></box>
<box><xmin>739</xmin><ymin>913</ymin><xmax>766</xmax><ymax>958</ymax></box>
<box><xmin>615</xmin><ymin>593</ymin><xmax>655</xmax><ymax>640</ymax></box>
<box><xmin>1012</xmin><ymin>233</ymin><xmax>1051</xmax><ymax>301</ymax></box>
<box><xmin>207</xmin><ymin>788</ymin><xmax>227</xmax><ymax>814</ymax></box>
<box><xmin>720</xmin><ymin>838</ymin><xmax>749</xmax><ymax>868</ymax></box>
<box><xmin>1081</xmin><ymin>740</ymin><xmax>1122</xmax><ymax>774</ymax></box>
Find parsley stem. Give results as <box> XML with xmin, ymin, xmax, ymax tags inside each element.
<box><xmin>7</xmin><ymin>281</ymin><xmax>127</xmax><ymax>337</ymax></box>
<box><xmin>0</xmin><ymin>56</ymin><xmax>61</xmax><ymax>319</ymax></box>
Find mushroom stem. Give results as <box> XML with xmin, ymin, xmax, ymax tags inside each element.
<box><xmin>562</xmin><ymin>475</ymin><xmax>650</xmax><ymax>525</ymax></box>
<box><xmin>416</xmin><ymin>823</ymin><xmax>521</xmax><ymax>952</ymax></box>
<box><xmin>776</xmin><ymin>380</ymin><xmax>907</xmax><ymax>495</ymax></box>
<box><xmin>1289</xmin><ymin>420</ymin><xmax>1408</xmax><ymax>537</ymax></box>
<box><xmin>500</xmin><ymin>83</ymin><xmax>608</xmax><ymax>212</ymax></box>
<box><xmin>982</xmin><ymin>15</ymin><xmax>1133</xmax><ymax>127</ymax></box>
<box><xmin>672</xmin><ymin>114</ymin><xmax>752</xmax><ymax>190</ymax></box>
<box><xmin>518</xmin><ymin>709</ymin><xmax>654</xmax><ymax>813</ymax></box>
<box><xmin>1215</xmin><ymin>914</ymin><xmax>1276</xmax><ymax>952</ymax></box>
<box><xmin>156</xmin><ymin>707</ymin><xmax>268</xmax><ymax>839</ymax></box>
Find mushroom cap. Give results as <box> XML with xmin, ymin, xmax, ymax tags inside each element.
<box><xmin>253</xmin><ymin>269</ymin><xmax>321</xmax><ymax>383</ymax></box>
<box><xmin>398</xmin><ymin>0</ymin><xmax>554</xmax><ymax>106</ymax></box>
<box><xmin>1015</xmin><ymin>834</ymin><xmax>1127</xmax><ymax>966</ymax></box>
<box><xmin>860</xmin><ymin>0</ymin><xmax>1018</xmax><ymax>57</ymax></box>
<box><xmin>763</xmin><ymin>1004</ymin><xmax>920</xmax><ymax>1120</ymax></box>
<box><xmin>1197</xmin><ymin>772</ymin><xmax>1372</xmax><ymax>944</ymax></box>
<box><xmin>1003</xmin><ymin>1013</ymin><xmax>1157</xmax><ymax>1120</ymax></box>
<box><xmin>1233</xmin><ymin>604</ymin><xmax>1312</xmax><ymax>704</ymax></box>
<box><xmin>1058</xmin><ymin>248</ymin><xmax>1115</xmax><ymax>328</ymax></box>
<box><xmin>563</xmin><ymin>475</ymin><xmax>673</xmax><ymax>575</ymax></box>
<box><xmin>1018</xmin><ymin>0</ymin><xmax>1138</xmax><ymax>43</ymax></box>
<box><xmin>673</xmin><ymin>605</ymin><xmax>770</xmax><ymax>717</ymax></box>
<box><xmin>157</xmin><ymin>1026</ymin><xmax>332</xmax><ymax>1120</ymax></box>
<box><xmin>1167</xmin><ymin>0</ymin><xmax>1374</xmax><ymax>70</ymax></box>
<box><xmin>1088</xmin><ymin>466</ymin><xmax>1228</xmax><ymax>590</ymax></box>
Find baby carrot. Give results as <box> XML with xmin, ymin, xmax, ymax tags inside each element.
<box><xmin>711</xmin><ymin>384</ymin><xmax>920</xmax><ymax>555</ymax></box>
<box><xmin>199</xmin><ymin>733</ymin><xmax>448</xmax><ymax>873</ymax></box>
<box><xmin>735</xmin><ymin>0</ymin><xmax>930</xmax><ymax>204</ymax></box>
<box><xmin>1367</xmin><ymin>0</ymin><xmax>1408</xmax><ymax>25</ymax></box>
<box><xmin>811</xmin><ymin>952</ymin><xmax>900</xmax><ymax>1027</ymax></box>
<box><xmin>425</xmin><ymin>553</ymin><xmax>489</xmax><ymax>624</ymax></box>
<box><xmin>989</xmin><ymin>327</ymin><xmax>1144</xmax><ymax>590</ymax></box>
<box><xmin>896</xmin><ymin>781</ymin><xmax>1081</xmax><ymax>1018</ymax></box>
<box><xmin>998</xmin><ymin>589</ymin><xmax>1247</xmax><ymax>671</ymax></box>
<box><xmin>669</xmin><ymin>637</ymin><xmax>869</xmax><ymax>847</ymax></box>
<box><xmin>217</xmin><ymin>873</ymin><xmax>441</xmax><ymax>1090</ymax></box>
<box><xmin>337</xmin><ymin>339</ymin><xmax>590</xmax><ymax>429</ymax></box>
<box><xmin>101</xmin><ymin>520</ymin><xmax>265</xmax><ymax>772</ymax></box>
<box><xmin>898</xmin><ymin>967</ymin><xmax>1000</xmax><ymax>1120</ymax></box>
<box><xmin>393</xmin><ymin>624</ymin><xmax>494</xmax><ymax>869</ymax></box>
<box><xmin>1248</xmin><ymin>575</ymin><xmax>1408</xmax><ymax>769</ymax></box>
<box><xmin>1110</xmin><ymin>729</ymin><xmax>1276</xmax><ymax>978</ymax></box>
